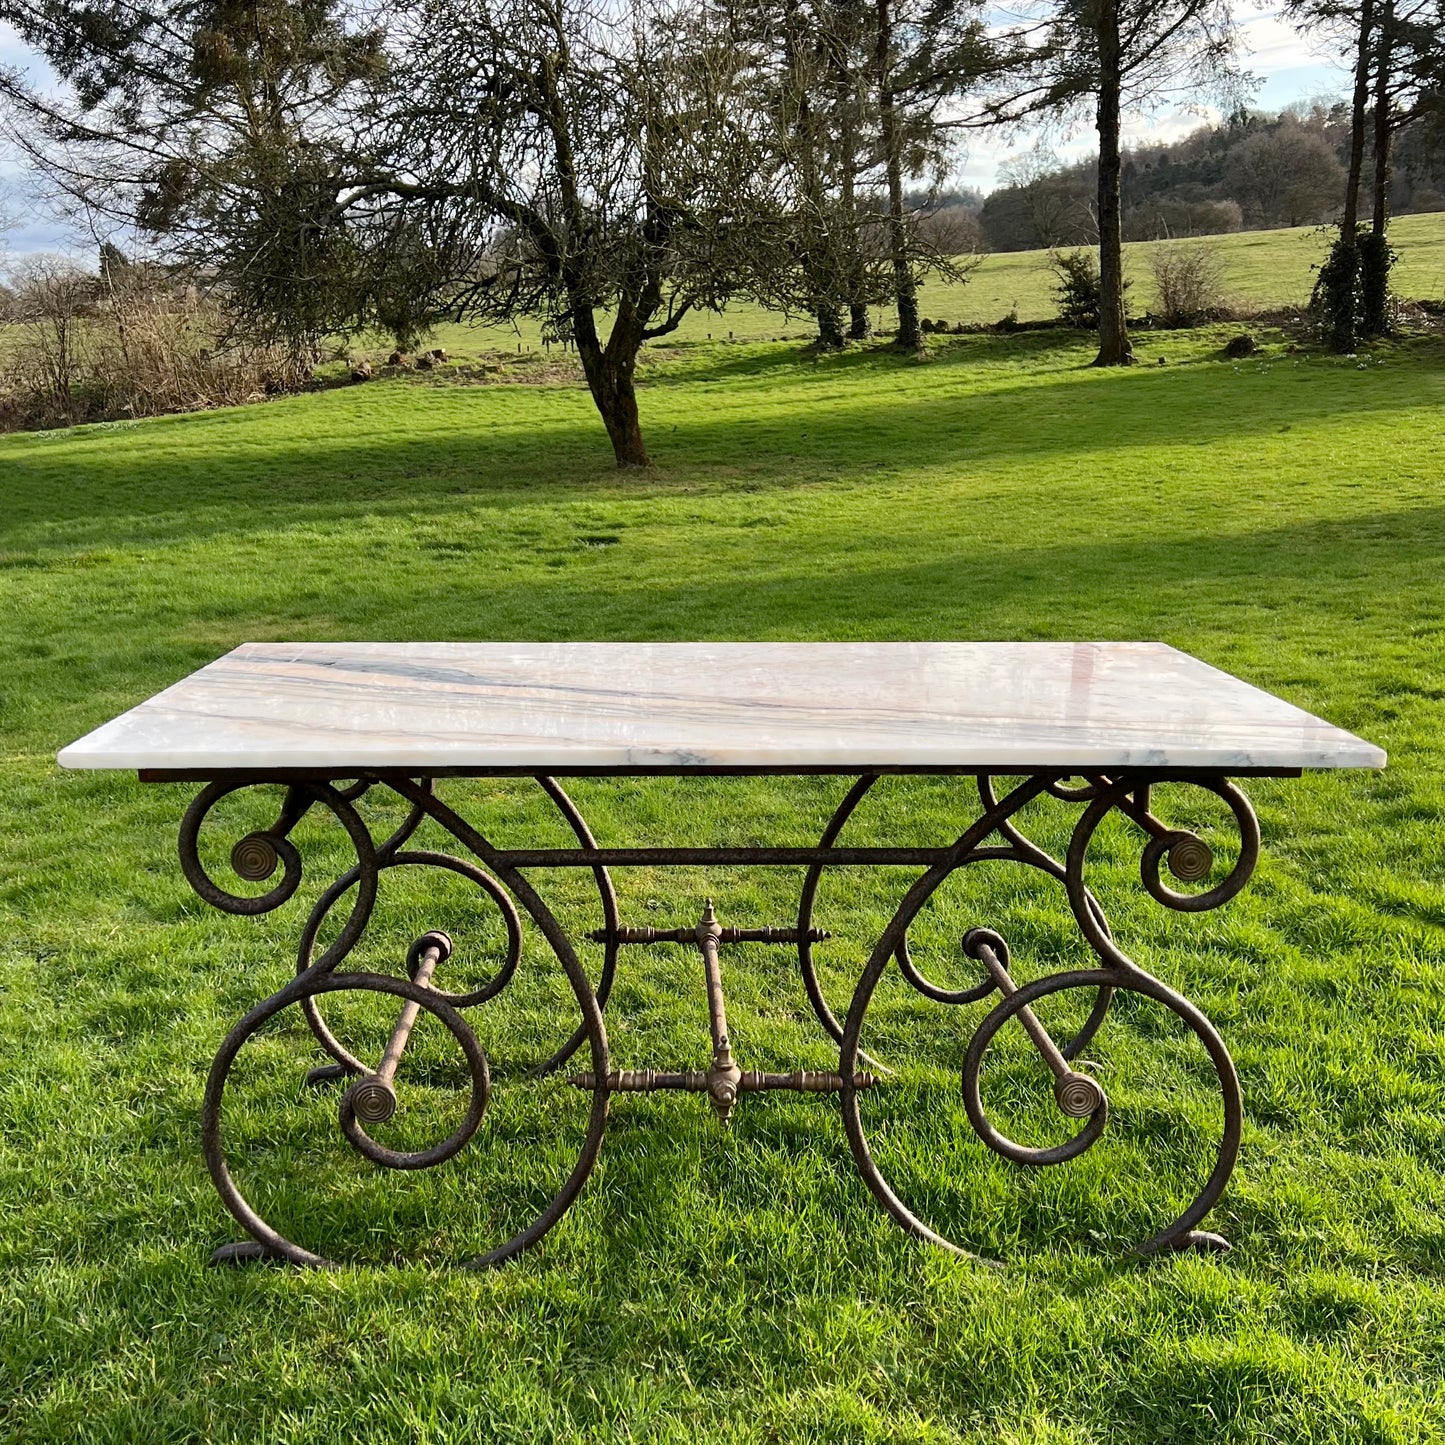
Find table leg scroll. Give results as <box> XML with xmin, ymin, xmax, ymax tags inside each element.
<box><xmin>185</xmin><ymin>776</ymin><xmax>608</xmax><ymax>1268</ymax></box>
<box><xmin>179</xmin><ymin>767</ymin><xmax>1254</xmax><ymax>1266</ymax></box>
<box><xmin>202</xmin><ymin>967</ymin><xmax>493</xmax><ymax>1268</ymax></box>
<box><xmin>840</xmin><ymin>772</ymin><xmax>1253</xmax><ymax>1260</ymax></box>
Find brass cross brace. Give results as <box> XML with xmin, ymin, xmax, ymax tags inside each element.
<box><xmin>572</xmin><ymin>900</ymin><xmax>876</xmax><ymax>1124</ymax></box>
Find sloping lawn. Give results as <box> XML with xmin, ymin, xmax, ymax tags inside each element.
<box><xmin>416</xmin><ymin>209</ymin><xmax>1445</xmax><ymax>350</ymax></box>
<box><xmin>2</xmin><ymin>325</ymin><xmax>1445</xmax><ymax>1443</ymax></box>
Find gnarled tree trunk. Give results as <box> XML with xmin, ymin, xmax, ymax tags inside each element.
<box><xmin>573</xmin><ymin>306</ymin><xmax>650</xmax><ymax>467</ymax></box>
<box><xmin>816</xmin><ymin>301</ymin><xmax>847</xmax><ymax>349</ymax></box>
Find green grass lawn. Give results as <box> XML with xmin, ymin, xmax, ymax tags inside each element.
<box><xmin>414</xmin><ymin>210</ymin><xmax>1445</xmax><ymax>355</ymax></box>
<box><xmin>5</xmin><ymin>212</ymin><xmax>1439</xmax><ymax>363</ymax></box>
<box><xmin>956</xmin><ymin>211</ymin><xmax>1445</xmax><ymax>328</ymax></box>
<box><xmin>3</xmin><ymin>322</ymin><xmax>1445</xmax><ymax>1442</ymax></box>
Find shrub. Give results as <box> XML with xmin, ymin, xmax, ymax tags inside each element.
<box><xmin>1048</xmin><ymin>248</ymin><xmax>1102</xmax><ymax>327</ymax></box>
<box><xmin>0</xmin><ymin>257</ymin><xmax>95</xmax><ymax>423</ymax></box>
<box><xmin>0</xmin><ymin>255</ymin><xmax>314</xmax><ymax>431</ymax></box>
<box><xmin>1311</xmin><ymin>234</ymin><xmax>1361</xmax><ymax>353</ymax></box>
<box><xmin>1150</xmin><ymin>242</ymin><xmax>1226</xmax><ymax>325</ymax></box>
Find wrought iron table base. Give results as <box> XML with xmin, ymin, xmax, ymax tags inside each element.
<box><xmin>171</xmin><ymin>767</ymin><xmax>1261</xmax><ymax>1269</ymax></box>
<box><xmin>569</xmin><ymin>899</ymin><xmax>877</xmax><ymax>1125</ymax></box>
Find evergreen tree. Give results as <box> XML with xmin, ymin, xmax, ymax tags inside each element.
<box><xmin>0</xmin><ymin>0</ymin><xmax>385</xmax><ymax>347</ymax></box>
<box><xmin>980</xmin><ymin>0</ymin><xmax>1238</xmax><ymax>364</ymax></box>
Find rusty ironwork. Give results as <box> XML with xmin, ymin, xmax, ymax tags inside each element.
<box><xmin>838</xmin><ymin>771</ymin><xmax>1257</xmax><ymax>1261</ymax></box>
<box><xmin>571</xmin><ymin>1068</ymin><xmax>877</xmax><ymax>1093</ymax></box>
<box><xmin>590</xmin><ymin>923</ymin><xmax>830</xmax><ymax>945</ymax></box>
<box><xmin>171</xmin><ymin>766</ymin><xmax>1260</xmax><ymax>1268</ymax></box>
<box><xmin>571</xmin><ymin>899</ymin><xmax>874</xmax><ymax>1124</ymax></box>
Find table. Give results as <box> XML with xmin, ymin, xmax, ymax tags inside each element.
<box><xmin>59</xmin><ymin>641</ymin><xmax>1384</xmax><ymax>1268</ymax></box>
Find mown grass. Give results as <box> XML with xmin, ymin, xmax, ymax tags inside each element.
<box><xmin>416</xmin><ymin>210</ymin><xmax>1445</xmax><ymax>354</ymax></box>
<box><xmin>957</xmin><ymin>211</ymin><xmax>1445</xmax><ymax>329</ymax></box>
<box><xmin>3</xmin><ymin>321</ymin><xmax>1445</xmax><ymax>1442</ymax></box>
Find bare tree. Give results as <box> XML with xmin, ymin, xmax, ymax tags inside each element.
<box><xmin>3</xmin><ymin>254</ymin><xmax>95</xmax><ymax>420</ymax></box>
<box><xmin>0</xmin><ymin>0</ymin><xmax>770</xmax><ymax>466</ymax></box>
<box><xmin>998</xmin><ymin>143</ymin><xmax>1096</xmax><ymax>244</ymax></box>
<box><xmin>916</xmin><ymin>203</ymin><xmax>984</xmax><ymax>254</ymax></box>
<box><xmin>357</xmin><ymin>0</ymin><xmax>766</xmax><ymax>464</ymax></box>
<box><xmin>1222</xmin><ymin>122</ymin><xmax>1346</xmax><ymax>225</ymax></box>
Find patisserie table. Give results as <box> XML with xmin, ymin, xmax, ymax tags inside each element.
<box><xmin>58</xmin><ymin>641</ymin><xmax>1384</xmax><ymax>1268</ymax></box>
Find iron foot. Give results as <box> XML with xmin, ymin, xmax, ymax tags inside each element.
<box><xmin>209</xmin><ymin>1240</ymin><xmax>284</xmax><ymax>1267</ymax></box>
<box><xmin>1172</xmin><ymin>1230</ymin><xmax>1231</xmax><ymax>1254</ymax></box>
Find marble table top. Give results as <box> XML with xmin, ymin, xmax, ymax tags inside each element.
<box><xmin>57</xmin><ymin>641</ymin><xmax>1385</xmax><ymax>774</ymax></box>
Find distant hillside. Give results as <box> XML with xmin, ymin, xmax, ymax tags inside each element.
<box><xmin>950</xmin><ymin>211</ymin><xmax>1445</xmax><ymax>328</ymax></box>
<box><xmin>919</xmin><ymin>105</ymin><xmax>1445</xmax><ymax>256</ymax></box>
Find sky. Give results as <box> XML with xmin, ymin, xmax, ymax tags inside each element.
<box><xmin>1</xmin><ymin>5</ymin><xmax>1348</xmax><ymax>261</ymax></box>
<box><xmin>951</xmin><ymin>5</ymin><xmax>1346</xmax><ymax>192</ymax></box>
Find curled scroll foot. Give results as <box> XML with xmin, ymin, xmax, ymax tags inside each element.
<box><xmin>208</xmin><ymin>1240</ymin><xmax>286</xmax><ymax>1268</ymax></box>
<box><xmin>1164</xmin><ymin>1230</ymin><xmax>1231</xmax><ymax>1255</ymax></box>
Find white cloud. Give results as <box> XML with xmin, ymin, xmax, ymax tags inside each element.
<box><xmin>1237</xmin><ymin>6</ymin><xmax>1335</xmax><ymax>70</ymax></box>
<box><xmin>956</xmin><ymin>5</ymin><xmax>1351</xmax><ymax>192</ymax></box>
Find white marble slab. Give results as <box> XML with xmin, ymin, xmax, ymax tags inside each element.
<box><xmin>56</xmin><ymin>641</ymin><xmax>1385</xmax><ymax>773</ymax></box>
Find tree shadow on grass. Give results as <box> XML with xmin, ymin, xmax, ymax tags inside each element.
<box><xmin>294</xmin><ymin>500</ymin><xmax>1445</xmax><ymax>642</ymax></box>
<box><xmin>639</xmin><ymin>327</ymin><xmax>1098</xmax><ymax>387</ymax></box>
<box><xmin>25</xmin><ymin>499</ymin><xmax>1444</xmax><ymax>745</ymax></box>
<box><xmin>1</xmin><ymin>347</ymin><xmax>1433</xmax><ymax>547</ymax></box>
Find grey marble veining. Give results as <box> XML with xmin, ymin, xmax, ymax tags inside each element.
<box><xmin>56</xmin><ymin>641</ymin><xmax>1386</xmax><ymax>773</ymax></box>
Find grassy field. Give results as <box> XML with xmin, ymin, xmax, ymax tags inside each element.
<box><xmin>3</xmin><ymin>321</ymin><xmax>1445</xmax><ymax>1442</ymax></box>
<box><xmin>415</xmin><ymin>210</ymin><xmax>1445</xmax><ymax>354</ymax></box>
<box><xmin>3</xmin><ymin>212</ymin><xmax>1439</xmax><ymax>363</ymax></box>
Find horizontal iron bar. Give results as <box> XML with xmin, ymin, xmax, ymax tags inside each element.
<box><xmin>495</xmin><ymin>847</ymin><xmax>951</xmax><ymax>867</ymax></box>
<box><xmin>569</xmin><ymin>1068</ymin><xmax>877</xmax><ymax>1093</ymax></box>
<box><xmin>588</xmin><ymin>925</ymin><xmax>831</xmax><ymax>944</ymax></box>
